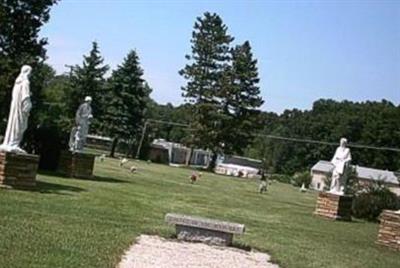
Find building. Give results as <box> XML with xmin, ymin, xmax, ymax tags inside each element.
<box><xmin>148</xmin><ymin>143</ymin><xmax>169</xmax><ymax>164</ymax></box>
<box><xmin>149</xmin><ymin>139</ymin><xmax>211</xmax><ymax>167</ymax></box>
<box><xmin>215</xmin><ymin>156</ymin><xmax>263</xmax><ymax>178</ymax></box>
<box><xmin>86</xmin><ymin>134</ymin><xmax>112</xmax><ymax>151</ymax></box>
<box><xmin>310</xmin><ymin>160</ymin><xmax>400</xmax><ymax>195</ymax></box>
<box><xmin>148</xmin><ymin>139</ymin><xmax>262</xmax><ymax>175</ymax></box>
<box><xmin>189</xmin><ymin>149</ymin><xmax>211</xmax><ymax>167</ymax></box>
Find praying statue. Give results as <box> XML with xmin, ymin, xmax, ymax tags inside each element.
<box><xmin>69</xmin><ymin>96</ymin><xmax>93</xmax><ymax>152</ymax></box>
<box><xmin>0</xmin><ymin>65</ymin><xmax>33</xmax><ymax>154</ymax></box>
<box><xmin>329</xmin><ymin>138</ymin><xmax>352</xmax><ymax>195</ymax></box>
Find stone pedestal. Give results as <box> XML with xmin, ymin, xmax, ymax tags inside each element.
<box><xmin>57</xmin><ymin>150</ymin><xmax>95</xmax><ymax>179</ymax></box>
<box><xmin>376</xmin><ymin>210</ymin><xmax>400</xmax><ymax>251</ymax></box>
<box><xmin>0</xmin><ymin>151</ymin><xmax>39</xmax><ymax>188</ymax></box>
<box><xmin>314</xmin><ymin>192</ymin><xmax>353</xmax><ymax>221</ymax></box>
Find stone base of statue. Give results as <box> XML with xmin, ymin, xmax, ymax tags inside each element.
<box><xmin>314</xmin><ymin>192</ymin><xmax>353</xmax><ymax>221</ymax></box>
<box><xmin>376</xmin><ymin>210</ymin><xmax>400</xmax><ymax>251</ymax></box>
<box><xmin>57</xmin><ymin>150</ymin><xmax>95</xmax><ymax>179</ymax></box>
<box><xmin>0</xmin><ymin>151</ymin><xmax>39</xmax><ymax>188</ymax></box>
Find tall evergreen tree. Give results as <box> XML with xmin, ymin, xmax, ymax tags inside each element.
<box><xmin>222</xmin><ymin>41</ymin><xmax>264</xmax><ymax>154</ymax></box>
<box><xmin>0</xmin><ymin>0</ymin><xmax>58</xmax><ymax>130</ymax></box>
<box><xmin>68</xmin><ymin>41</ymin><xmax>109</xmax><ymax>131</ymax></box>
<box><xmin>179</xmin><ymin>12</ymin><xmax>234</xmax><ymax>168</ymax></box>
<box><xmin>103</xmin><ymin>50</ymin><xmax>151</xmax><ymax>157</ymax></box>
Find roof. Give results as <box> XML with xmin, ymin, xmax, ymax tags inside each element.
<box><xmin>217</xmin><ymin>163</ymin><xmax>259</xmax><ymax>172</ymax></box>
<box><xmin>311</xmin><ymin>160</ymin><xmax>399</xmax><ymax>185</ymax></box>
<box><xmin>311</xmin><ymin>160</ymin><xmax>334</xmax><ymax>173</ymax></box>
<box><xmin>150</xmin><ymin>144</ymin><xmax>169</xmax><ymax>150</ymax></box>
<box><xmin>151</xmin><ymin>139</ymin><xmax>188</xmax><ymax>150</ymax></box>
<box><xmin>356</xmin><ymin>166</ymin><xmax>399</xmax><ymax>185</ymax></box>
<box><xmin>86</xmin><ymin>134</ymin><xmax>112</xmax><ymax>142</ymax></box>
<box><xmin>223</xmin><ymin>156</ymin><xmax>263</xmax><ymax>169</ymax></box>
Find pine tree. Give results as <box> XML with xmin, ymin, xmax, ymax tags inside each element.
<box><xmin>179</xmin><ymin>12</ymin><xmax>234</xmax><ymax>169</ymax></box>
<box><xmin>223</xmin><ymin>41</ymin><xmax>264</xmax><ymax>154</ymax></box>
<box><xmin>103</xmin><ymin>50</ymin><xmax>151</xmax><ymax>157</ymax></box>
<box><xmin>0</xmin><ymin>0</ymin><xmax>58</xmax><ymax>129</ymax></box>
<box><xmin>68</xmin><ymin>41</ymin><xmax>109</xmax><ymax>131</ymax></box>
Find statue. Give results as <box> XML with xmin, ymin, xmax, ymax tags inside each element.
<box><xmin>0</xmin><ymin>65</ymin><xmax>32</xmax><ymax>154</ymax></box>
<box><xmin>69</xmin><ymin>96</ymin><xmax>93</xmax><ymax>152</ymax></box>
<box><xmin>329</xmin><ymin>138</ymin><xmax>352</xmax><ymax>195</ymax></box>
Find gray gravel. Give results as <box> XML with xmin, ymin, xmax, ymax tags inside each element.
<box><xmin>117</xmin><ymin>235</ymin><xmax>279</xmax><ymax>268</ymax></box>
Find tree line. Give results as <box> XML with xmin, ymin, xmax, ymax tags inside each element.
<box><xmin>147</xmin><ymin>99</ymin><xmax>400</xmax><ymax>173</ymax></box>
<box><xmin>248</xmin><ymin>99</ymin><xmax>400</xmax><ymax>173</ymax></box>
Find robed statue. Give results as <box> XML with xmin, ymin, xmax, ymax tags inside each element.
<box><xmin>0</xmin><ymin>65</ymin><xmax>33</xmax><ymax>153</ymax></box>
<box><xmin>329</xmin><ymin>138</ymin><xmax>352</xmax><ymax>195</ymax></box>
<box><xmin>69</xmin><ymin>96</ymin><xmax>93</xmax><ymax>152</ymax></box>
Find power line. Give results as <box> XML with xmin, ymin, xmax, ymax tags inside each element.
<box><xmin>147</xmin><ymin>119</ymin><xmax>192</xmax><ymax>128</ymax></box>
<box><xmin>255</xmin><ymin>134</ymin><xmax>400</xmax><ymax>153</ymax></box>
<box><xmin>143</xmin><ymin>118</ymin><xmax>400</xmax><ymax>153</ymax></box>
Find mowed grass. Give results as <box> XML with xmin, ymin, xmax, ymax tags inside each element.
<box><xmin>1</xmin><ymin>157</ymin><xmax>399</xmax><ymax>268</ymax></box>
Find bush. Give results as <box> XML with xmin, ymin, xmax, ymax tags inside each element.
<box><xmin>292</xmin><ymin>171</ymin><xmax>312</xmax><ymax>187</ymax></box>
<box><xmin>270</xmin><ymin>174</ymin><xmax>292</xmax><ymax>184</ymax></box>
<box><xmin>34</xmin><ymin>124</ymin><xmax>67</xmax><ymax>171</ymax></box>
<box><xmin>344</xmin><ymin>166</ymin><xmax>359</xmax><ymax>195</ymax></box>
<box><xmin>352</xmin><ymin>182</ymin><xmax>399</xmax><ymax>221</ymax></box>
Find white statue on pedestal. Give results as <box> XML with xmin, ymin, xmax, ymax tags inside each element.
<box><xmin>0</xmin><ymin>65</ymin><xmax>32</xmax><ymax>154</ymax></box>
<box><xmin>329</xmin><ymin>138</ymin><xmax>352</xmax><ymax>195</ymax></box>
<box><xmin>69</xmin><ymin>96</ymin><xmax>93</xmax><ymax>152</ymax></box>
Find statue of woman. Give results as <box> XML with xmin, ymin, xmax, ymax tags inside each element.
<box><xmin>329</xmin><ymin>138</ymin><xmax>352</xmax><ymax>195</ymax></box>
<box><xmin>0</xmin><ymin>65</ymin><xmax>32</xmax><ymax>153</ymax></box>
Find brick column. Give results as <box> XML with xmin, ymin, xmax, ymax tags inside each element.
<box><xmin>0</xmin><ymin>152</ymin><xmax>39</xmax><ymax>188</ymax></box>
<box><xmin>57</xmin><ymin>150</ymin><xmax>95</xmax><ymax>179</ymax></box>
<box><xmin>376</xmin><ymin>210</ymin><xmax>400</xmax><ymax>251</ymax></box>
<box><xmin>314</xmin><ymin>192</ymin><xmax>353</xmax><ymax>221</ymax></box>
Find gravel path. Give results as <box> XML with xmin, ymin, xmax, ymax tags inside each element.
<box><xmin>117</xmin><ymin>235</ymin><xmax>279</xmax><ymax>268</ymax></box>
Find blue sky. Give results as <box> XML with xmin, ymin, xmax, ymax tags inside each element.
<box><xmin>40</xmin><ymin>0</ymin><xmax>400</xmax><ymax>113</ymax></box>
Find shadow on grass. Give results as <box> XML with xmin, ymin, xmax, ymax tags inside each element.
<box><xmin>276</xmin><ymin>200</ymin><xmax>316</xmax><ymax>209</ymax></box>
<box><xmin>231</xmin><ymin>240</ymin><xmax>252</xmax><ymax>251</ymax></box>
<box><xmin>39</xmin><ymin>170</ymin><xmax>129</xmax><ymax>184</ymax></box>
<box><xmin>79</xmin><ymin>175</ymin><xmax>130</xmax><ymax>183</ymax></box>
<box><xmin>38</xmin><ymin>170</ymin><xmax>72</xmax><ymax>179</ymax></box>
<box><xmin>0</xmin><ymin>181</ymin><xmax>87</xmax><ymax>195</ymax></box>
<box><xmin>35</xmin><ymin>180</ymin><xmax>87</xmax><ymax>195</ymax></box>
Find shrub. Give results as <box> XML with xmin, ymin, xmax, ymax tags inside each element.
<box><xmin>270</xmin><ymin>174</ymin><xmax>292</xmax><ymax>184</ymax></box>
<box><xmin>292</xmin><ymin>171</ymin><xmax>312</xmax><ymax>187</ymax></box>
<box><xmin>344</xmin><ymin>166</ymin><xmax>359</xmax><ymax>195</ymax></box>
<box><xmin>352</xmin><ymin>181</ymin><xmax>399</xmax><ymax>221</ymax></box>
<box><xmin>34</xmin><ymin>124</ymin><xmax>67</xmax><ymax>171</ymax></box>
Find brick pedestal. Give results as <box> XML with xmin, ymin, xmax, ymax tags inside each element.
<box><xmin>0</xmin><ymin>151</ymin><xmax>39</xmax><ymax>188</ymax></box>
<box><xmin>314</xmin><ymin>192</ymin><xmax>353</xmax><ymax>221</ymax></box>
<box><xmin>57</xmin><ymin>150</ymin><xmax>95</xmax><ymax>179</ymax></box>
<box><xmin>376</xmin><ymin>210</ymin><xmax>400</xmax><ymax>251</ymax></box>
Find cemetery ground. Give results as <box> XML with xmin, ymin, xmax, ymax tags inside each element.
<box><xmin>1</xmin><ymin>157</ymin><xmax>399</xmax><ymax>268</ymax></box>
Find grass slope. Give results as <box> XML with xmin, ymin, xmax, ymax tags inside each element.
<box><xmin>1</xmin><ymin>158</ymin><xmax>399</xmax><ymax>268</ymax></box>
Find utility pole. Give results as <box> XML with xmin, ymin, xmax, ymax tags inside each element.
<box><xmin>135</xmin><ymin>120</ymin><xmax>149</xmax><ymax>159</ymax></box>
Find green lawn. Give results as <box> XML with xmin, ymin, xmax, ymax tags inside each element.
<box><xmin>1</xmin><ymin>157</ymin><xmax>399</xmax><ymax>268</ymax></box>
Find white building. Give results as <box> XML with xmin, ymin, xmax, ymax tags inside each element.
<box><xmin>310</xmin><ymin>160</ymin><xmax>400</xmax><ymax>195</ymax></box>
<box><xmin>215</xmin><ymin>156</ymin><xmax>262</xmax><ymax>179</ymax></box>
